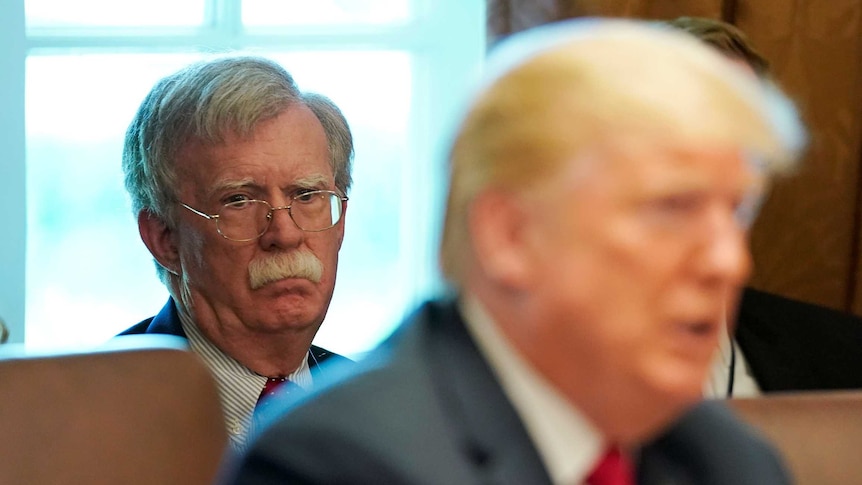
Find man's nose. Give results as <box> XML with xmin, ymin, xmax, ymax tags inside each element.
<box><xmin>697</xmin><ymin>205</ymin><xmax>752</xmax><ymax>287</ymax></box>
<box><xmin>258</xmin><ymin>205</ymin><xmax>303</xmax><ymax>250</ymax></box>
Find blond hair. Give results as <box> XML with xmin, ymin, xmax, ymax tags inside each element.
<box><xmin>439</xmin><ymin>19</ymin><xmax>805</xmax><ymax>285</ymax></box>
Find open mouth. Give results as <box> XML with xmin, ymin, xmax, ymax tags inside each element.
<box><xmin>673</xmin><ymin>318</ymin><xmax>722</xmax><ymax>356</ymax></box>
<box><xmin>686</xmin><ymin>320</ymin><xmax>716</xmax><ymax>336</ymax></box>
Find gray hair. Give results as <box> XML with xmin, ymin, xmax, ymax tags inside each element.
<box><xmin>122</xmin><ymin>56</ymin><xmax>353</xmax><ymax>283</ymax></box>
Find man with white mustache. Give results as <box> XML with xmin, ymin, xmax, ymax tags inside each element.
<box><xmin>119</xmin><ymin>56</ymin><xmax>354</xmax><ymax>452</ymax></box>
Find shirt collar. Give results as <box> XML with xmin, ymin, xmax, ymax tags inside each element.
<box><xmin>460</xmin><ymin>293</ymin><xmax>604</xmax><ymax>485</ymax></box>
<box><xmin>177</xmin><ymin>308</ymin><xmax>312</xmax><ymax>450</ymax></box>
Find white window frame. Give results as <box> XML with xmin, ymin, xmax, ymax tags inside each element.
<box><xmin>1</xmin><ymin>1</ymin><xmax>26</xmax><ymax>343</ymax></box>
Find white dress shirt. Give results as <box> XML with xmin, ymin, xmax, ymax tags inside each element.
<box><xmin>178</xmin><ymin>310</ymin><xmax>311</xmax><ymax>451</ymax></box>
<box><xmin>703</xmin><ymin>326</ymin><xmax>761</xmax><ymax>399</ymax></box>
<box><xmin>461</xmin><ymin>294</ymin><xmax>604</xmax><ymax>485</ymax></box>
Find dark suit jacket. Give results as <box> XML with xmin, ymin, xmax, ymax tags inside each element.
<box><xmin>119</xmin><ymin>298</ymin><xmax>351</xmax><ymax>374</ymax></box>
<box><xmin>227</xmin><ymin>298</ymin><xmax>791</xmax><ymax>485</ymax></box>
<box><xmin>735</xmin><ymin>287</ymin><xmax>862</xmax><ymax>392</ymax></box>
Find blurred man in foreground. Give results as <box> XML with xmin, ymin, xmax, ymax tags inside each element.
<box><xmin>120</xmin><ymin>56</ymin><xmax>354</xmax><ymax>451</ymax></box>
<box><xmin>227</xmin><ymin>19</ymin><xmax>805</xmax><ymax>484</ymax></box>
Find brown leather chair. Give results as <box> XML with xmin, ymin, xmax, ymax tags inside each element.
<box><xmin>729</xmin><ymin>391</ymin><xmax>862</xmax><ymax>485</ymax></box>
<box><xmin>0</xmin><ymin>334</ymin><xmax>228</xmax><ymax>485</ymax></box>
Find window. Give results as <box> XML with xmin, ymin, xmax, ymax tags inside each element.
<box><xmin>5</xmin><ymin>0</ymin><xmax>485</xmax><ymax>357</ymax></box>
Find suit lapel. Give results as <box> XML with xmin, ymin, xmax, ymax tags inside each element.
<box><xmin>147</xmin><ymin>298</ymin><xmax>187</xmax><ymax>336</ymax></box>
<box><xmin>420</xmin><ymin>299</ymin><xmax>553</xmax><ymax>485</ymax></box>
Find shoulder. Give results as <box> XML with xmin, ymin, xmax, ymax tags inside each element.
<box><xmin>303</xmin><ymin>299</ymin><xmax>454</xmax><ymax>376</ymax></box>
<box><xmin>118</xmin><ymin>318</ymin><xmax>154</xmax><ymax>335</ymax></box>
<box><xmin>737</xmin><ymin>287</ymin><xmax>862</xmax><ymax>336</ymax></box>
<box><xmin>735</xmin><ymin>286</ymin><xmax>862</xmax><ymax>390</ymax></box>
<box><xmin>641</xmin><ymin>400</ymin><xmax>791</xmax><ymax>484</ymax></box>
<box><xmin>241</xmin><ymin>353</ymin><xmax>444</xmax><ymax>483</ymax></box>
<box><xmin>115</xmin><ymin>299</ymin><xmax>185</xmax><ymax>337</ymax></box>
<box><xmin>270</xmin><ymin>306</ymin><xmax>442</xmax><ymax>431</ymax></box>
<box><xmin>236</xmin><ymin>299</ymin><xmax>473</xmax><ymax>482</ymax></box>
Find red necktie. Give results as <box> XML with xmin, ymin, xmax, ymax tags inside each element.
<box><xmin>256</xmin><ymin>376</ymin><xmax>300</xmax><ymax>411</ymax></box>
<box><xmin>586</xmin><ymin>447</ymin><xmax>635</xmax><ymax>485</ymax></box>
<box><xmin>258</xmin><ymin>376</ymin><xmax>289</xmax><ymax>403</ymax></box>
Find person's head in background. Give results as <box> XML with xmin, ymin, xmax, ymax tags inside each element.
<box><xmin>123</xmin><ymin>56</ymin><xmax>353</xmax><ymax>375</ymax></box>
<box><xmin>664</xmin><ymin>16</ymin><xmax>770</xmax><ymax>78</ymax></box>
<box><xmin>440</xmin><ymin>20</ymin><xmax>805</xmax><ymax>445</ymax></box>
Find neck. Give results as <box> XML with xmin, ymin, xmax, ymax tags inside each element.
<box><xmin>176</xmin><ymin>302</ymin><xmax>316</xmax><ymax>376</ymax></box>
<box><xmin>211</xmin><ymin>329</ymin><xmax>315</xmax><ymax>377</ymax></box>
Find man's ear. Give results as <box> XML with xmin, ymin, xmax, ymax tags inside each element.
<box><xmin>468</xmin><ymin>189</ymin><xmax>534</xmax><ymax>289</ymax></box>
<box><xmin>138</xmin><ymin>210</ymin><xmax>180</xmax><ymax>276</ymax></box>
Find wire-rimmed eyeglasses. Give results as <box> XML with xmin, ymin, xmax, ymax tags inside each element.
<box><xmin>180</xmin><ymin>190</ymin><xmax>348</xmax><ymax>242</ymax></box>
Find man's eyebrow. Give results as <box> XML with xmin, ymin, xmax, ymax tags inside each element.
<box><xmin>206</xmin><ymin>178</ymin><xmax>259</xmax><ymax>199</ymax></box>
<box><xmin>292</xmin><ymin>174</ymin><xmax>329</xmax><ymax>188</ymax></box>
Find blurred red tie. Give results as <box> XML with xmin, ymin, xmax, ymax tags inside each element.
<box><xmin>258</xmin><ymin>376</ymin><xmax>289</xmax><ymax>403</ymax></box>
<box><xmin>256</xmin><ymin>376</ymin><xmax>301</xmax><ymax>412</ymax></box>
<box><xmin>586</xmin><ymin>447</ymin><xmax>635</xmax><ymax>485</ymax></box>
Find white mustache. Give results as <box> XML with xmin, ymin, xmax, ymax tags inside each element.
<box><xmin>248</xmin><ymin>250</ymin><xmax>324</xmax><ymax>290</ymax></box>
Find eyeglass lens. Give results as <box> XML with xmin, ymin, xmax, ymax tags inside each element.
<box><xmin>216</xmin><ymin>192</ymin><xmax>343</xmax><ymax>241</ymax></box>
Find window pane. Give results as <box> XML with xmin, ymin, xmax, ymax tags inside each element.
<box><xmin>243</xmin><ymin>0</ymin><xmax>410</xmax><ymax>26</ymax></box>
<box><xmin>26</xmin><ymin>50</ymin><xmax>415</xmax><ymax>356</ymax></box>
<box><xmin>25</xmin><ymin>54</ymin><xmax>201</xmax><ymax>349</ymax></box>
<box><xmin>26</xmin><ymin>0</ymin><xmax>205</xmax><ymax>29</ymax></box>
